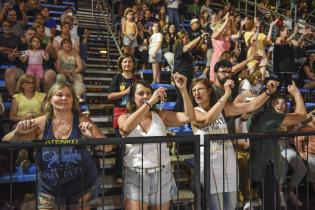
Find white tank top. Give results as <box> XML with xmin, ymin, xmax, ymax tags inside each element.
<box><xmin>125</xmin><ymin>111</ymin><xmax>170</xmax><ymax>168</ymax></box>
<box><xmin>192</xmin><ymin>106</ymin><xmax>238</xmax><ymax>193</ymax></box>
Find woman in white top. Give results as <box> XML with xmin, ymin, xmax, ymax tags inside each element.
<box><xmin>148</xmin><ymin>22</ymin><xmax>163</xmax><ymax>84</ymax></box>
<box><xmin>190</xmin><ymin>77</ymin><xmax>278</xmax><ymax>210</ymax></box>
<box><xmin>118</xmin><ymin>72</ymin><xmax>195</xmax><ymax>210</ymax></box>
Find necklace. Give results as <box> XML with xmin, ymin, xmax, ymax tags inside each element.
<box><xmin>52</xmin><ymin>119</ymin><xmax>72</xmax><ymax>136</ymax></box>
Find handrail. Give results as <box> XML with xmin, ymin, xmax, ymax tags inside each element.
<box><xmin>244</xmin><ymin>0</ymin><xmax>315</xmax><ymax>30</ymax></box>
<box><xmin>101</xmin><ymin>0</ymin><xmax>113</xmax><ymax>18</ymax></box>
<box><xmin>1</xmin><ymin>131</ymin><xmax>315</xmax><ymax>149</ymax></box>
<box><xmin>92</xmin><ymin>0</ymin><xmax>123</xmax><ymax>57</ymax></box>
<box><xmin>211</xmin><ymin>0</ymin><xmax>315</xmax><ymax>45</ymax></box>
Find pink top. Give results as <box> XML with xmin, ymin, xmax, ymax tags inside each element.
<box><xmin>26</xmin><ymin>50</ymin><xmax>45</xmax><ymax>64</ymax></box>
<box><xmin>209</xmin><ymin>37</ymin><xmax>230</xmax><ymax>82</ymax></box>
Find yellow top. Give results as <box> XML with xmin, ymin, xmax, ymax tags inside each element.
<box><xmin>13</xmin><ymin>92</ymin><xmax>46</xmax><ymax>117</ymax></box>
<box><xmin>243</xmin><ymin>31</ymin><xmax>267</xmax><ymax>69</ymax></box>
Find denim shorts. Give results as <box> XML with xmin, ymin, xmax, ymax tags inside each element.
<box><xmin>148</xmin><ymin>52</ymin><xmax>162</xmax><ymax>63</ymax></box>
<box><xmin>124</xmin><ymin>163</ymin><xmax>177</xmax><ymax>205</ymax></box>
<box><xmin>38</xmin><ymin>183</ymin><xmax>99</xmax><ymax>209</ymax></box>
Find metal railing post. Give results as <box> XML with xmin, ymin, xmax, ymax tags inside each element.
<box><xmin>204</xmin><ymin>135</ymin><xmax>210</xmax><ymax>210</ymax></box>
<box><xmin>245</xmin><ymin>0</ymin><xmax>248</xmax><ymax>15</ymax></box>
<box><xmin>294</xmin><ymin>4</ymin><xmax>297</xmax><ymax>21</ymax></box>
<box><xmin>194</xmin><ymin>135</ymin><xmax>201</xmax><ymax>210</ymax></box>
<box><xmin>107</xmin><ymin>31</ymin><xmax>110</xmax><ymax>70</ymax></box>
<box><xmin>254</xmin><ymin>0</ymin><xmax>257</xmax><ymax>17</ymax></box>
<box><xmin>91</xmin><ymin>0</ymin><xmax>94</xmax><ymax>16</ymax></box>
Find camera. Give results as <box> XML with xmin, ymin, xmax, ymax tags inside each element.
<box><xmin>19</xmin><ymin>51</ymin><xmax>26</xmax><ymax>57</ymax></box>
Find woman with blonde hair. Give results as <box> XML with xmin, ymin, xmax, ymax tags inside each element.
<box><xmin>3</xmin><ymin>81</ymin><xmax>111</xmax><ymax>210</ymax></box>
<box><xmin>243</xmin><ymin>17</ymin><xmax>268</xmax><ymax>80</ymax></box>
<box><xmin>10</xmin><ymin>74</ymin><xmax>46</xmax><ymax>123</ymax></box>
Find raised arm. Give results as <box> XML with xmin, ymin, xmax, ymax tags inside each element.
<box><xmin>231</xmin><ymin>53</ymin><xmax>258</xmax><ymax>74</ymax></box>
<box><xmin>192</xmin><ymin>79</ymin><xmax>233</xmax><ymax>127</ymax></box>
<box><xmin>160</xmin><ymin>73</ymin><xmax>195</xmax><ymax>127</ymax></box>
<box><xmin>212</xmin><ymin>13</ymin><xmax>229</xmax><ymax>39</ymax></box>
<box><xmin>224</xmin><ymin>80</ymin><xmax>279</xmax><ymax>117</ymax></box>
<box><xmin>118</xmin><ymin>87</ymin><xmax>166</xmax><ymax>136</ymax></box>
<box><xmin>183</xmin><ymin>32</ymin><xmax>206</xmax><ymax>53</ymax></box>
<box><xmin>19</xmin><ymin>1</ymin><xmax>28</xmax><ymax>26</ymax></box>
<box><xmin>286</xmin><ymin>24</ymin><xmax>298</xmax><ymax>43</ymax></box>
<box><xmin>0</xmin><ymin>2</ymin><xmax>11</xmax><ymax>23</ymax></box>
<box><xmin>281</xmin><ymin>82</ymin><xmax>307</xmax><ymax>127</ymax></box>
<box><xmin>267</xmin><ymin>19</ymin><xmax>278</xmax><ymax>43</ymax></box>
<box><xmin>231</xmin><ymin>16</ymin><xmax>248</xmax><ymax>40</ymax></box>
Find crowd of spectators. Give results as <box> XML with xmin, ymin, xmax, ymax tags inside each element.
<box><xmin>1</xmin><ymin>0</ymin><xmax>315</xmax><ymax>210</ymax></box>
<box><xmin>112</xmin><ymin>0</ymin><xmax>315</xmax><ymax>209</ymax></box>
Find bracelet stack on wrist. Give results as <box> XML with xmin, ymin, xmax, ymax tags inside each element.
<box><xmin>144</xmin><ymin>100</ymin><xmax>152</xmax><ymax>109</ymax></box>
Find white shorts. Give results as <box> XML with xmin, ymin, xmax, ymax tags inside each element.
<box><xmin>124</xmin><ymin>163</ymin><xmax>177</xmax><ymax>204</ymax></box>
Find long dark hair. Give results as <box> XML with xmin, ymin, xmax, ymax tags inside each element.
<box><xmin>127</xmin><ymin>80</ymin><xmax>153</xmax><ymax>114</ymax></box>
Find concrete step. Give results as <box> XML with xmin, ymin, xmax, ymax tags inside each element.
<box><xmin>85</xmin><ymin>69</ymin><xmax>118</xmax><ymax>74</ymax></box>
<box><xmin>89</xmin><ymin>104</ymin><xmax>114</xmax><ymax>109</ymax></box>
<box><xmin>99</xmin><ymin>127</ymin><xmax>115</xmax><ymax>135</ymax></box>
<box><xmin>86</xmin><ymin>92</ymin><xmax>108</xmax><ymax>97</ymax></box>
<box><xmin>91</xmin><ymin>115</ymin><xmax>112</xmax><ymax>123</ymax></box>
<box><xmin>86</xmin><ymin>57</ymin><xmax>114</xmax><ymax>62</ymax></box>
<box><xmin>85</xmin><ymin>63</ymin><xmax>108</xmax><ymax>68</ymax></box>
<box><xmin>86</xmin><ymin>84</ymin><xmax>110</xmax><ymax>89</ymax></box>
<box><xmin>84</xmin><ymin>77</ymin><xmax>112</xmax><ymax>81</ymax></box>
<box><xmin>88</xmin><ymin>46</ymin><xmax>120</xmax><ymax>51</ymax></box>
<box><xmin>87</xmin><ymin>48</ymin><xmax>119</xmax><ymax>57</ymax></box>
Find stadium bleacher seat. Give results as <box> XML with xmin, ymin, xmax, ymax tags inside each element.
<box><xmin>156</xmin><ymin>102</ymin><xmax>175</xmax><ymax>110</ymax></box>
<box><xmin>151</xmin><ymin>83</ymin><xmax>176</xmax><ymax>90</ymax></box>
<box><xmin>0</xmin><ymin>164</ymin><xmax>36</xmax><ymax>184</ymax></box>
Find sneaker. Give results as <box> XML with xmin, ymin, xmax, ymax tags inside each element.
<box><xmin>243</xmin><ymin>199</ymin><xmax>262</xmax><ymax>210</ymax></box>
<box><xmin>288</xmin><ymin>191</ymin><xmax>303</xmax><ymax>207</ymax></box>
<box><xmin>243</xmin><ymin>202</ymin><xmax>254</xmax><ymax>210</ymax></box>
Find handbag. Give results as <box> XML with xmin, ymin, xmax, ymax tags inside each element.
<box><xmin>113</xmin><ymin>107</ymin><xmax>127</xmax><ymax>129</ymax></box>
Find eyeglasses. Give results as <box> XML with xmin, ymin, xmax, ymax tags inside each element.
<box><xmin>24</xmin><ymin>81</ymin><xmax>34</xmax><ymax>84</ymax></box>
<box><xmin>192</xmin><ymin>88</ymin><xmax>208</xmax><ymax>94</ymax></box>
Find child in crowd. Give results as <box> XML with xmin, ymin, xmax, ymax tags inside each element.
<box><xmin>122</xmin><ymin>8</ymin><xmax>138</xmax><ymax>55</ymax></box>
<box><xmin>149</xmin><ymin>22</ymin><xmax>163</xmax><ymax>84</ymax></box>
<box><xmin>20</xmin><ymin>35</ymin><xmax>49</xmax><ymax>91</ymax></box>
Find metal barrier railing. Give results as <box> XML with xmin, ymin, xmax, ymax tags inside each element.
<box><xmin>1</xmin><ymin>131</ymin><xmax>315</xmax><ymax>210</ymax></box>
